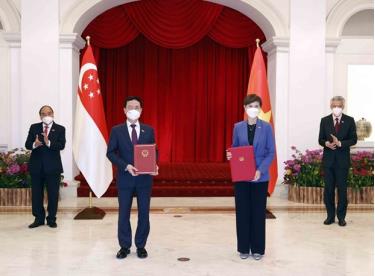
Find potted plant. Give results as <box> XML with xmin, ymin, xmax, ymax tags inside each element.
<box><xmin>0</xmin><ymin>149</ymin><xmax>33</xmax><ymax>206</ymax></box>
<box><xmin>0</xmin><ymin>148</ymin><xmax>66</xmax><ymax>206</ymax></box>
<box><xmin>284</xmin><ymin>147</ymin><xmax>373</xmax><ymax>204</ymax></box>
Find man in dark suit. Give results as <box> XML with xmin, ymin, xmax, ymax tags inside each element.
<box><xmin>319</xmin><ymin>96</ymin><xmax>357</xmax><ymax>227</ymax></box>
<box><xmin>25</xmin><ymin>105</ymin><xmax>66</xmax><ymax>228</ymax></box>
<box><xmin>107</xmin><ymin>96</ymin><xmax>158</xmax><ymax>260</ymax></box>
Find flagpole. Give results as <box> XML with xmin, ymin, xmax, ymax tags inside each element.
<box><xmin>89</xmin><ymin>191</ymin><xmax>93</xmax><ymax>208</ymax></box>
<box><xmin>74</xmin><ymin>35</ymin><xmax>106</xmax><ymax>220</ymax></box>
<box><xmin>74</xmin><ymin>188</ymin><xmax>105</xmax><ymax>220</ymax></box>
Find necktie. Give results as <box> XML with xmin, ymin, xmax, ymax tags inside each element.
<box><xmin>131</xmin><ymin>124</ymin><xmax>138</xmax><ymax>145</ymax></box>
<box><xmin>44</xmin><ymin>125</ymin><xmax>49</xmax><ymax>136</ymax></box>
<box><xmin>335</xmin><ymin>118</ymin><xmax>340</xmax><ymax>133</ymax></box>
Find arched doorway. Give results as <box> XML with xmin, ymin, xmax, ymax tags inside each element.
<box><xmin>59</xmin><ymin>0</ymin><xmax>289</xmax><ymax>189</ymax></box>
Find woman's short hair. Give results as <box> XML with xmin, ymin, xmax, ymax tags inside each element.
<box><xmin>243</xmin><ymin>94</ymin><xmax>262</xmax><ymax>107</ymax></box>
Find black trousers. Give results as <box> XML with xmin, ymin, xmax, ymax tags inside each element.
<box><xmin>323</xmin><ymin>166</ymin><xmax>349</xmax><ymax>220</ymax></box>
<box><xmin>117</xmin><ymin>184</ymin><xmax>152</xmax><ymax>249</ymax></box>
<box><xmin>30</xmin><ymin>173</ymin><xmax>60</xmax><ymax>223</ymax></box>
<box><xmin>234</xmin><ymin>181</ymin><xmax>268</xmax><ymax>255</ymax></box>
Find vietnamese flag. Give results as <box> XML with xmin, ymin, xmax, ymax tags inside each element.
<box><xmin>247</xmin><ymin>40</ymin><xmax>278</xmax><ymax>195</ymax></box>
<box><xmin>73</xmin><ymin>38</ymin><xmax>113</xmax><ymax>198</ymax></box>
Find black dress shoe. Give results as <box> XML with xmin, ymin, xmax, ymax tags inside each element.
<box><xmin>137</xmin><ymin>248</ymin><xmax>148</xmax><ymax>259</ymax></box>
<box><xmin>116</xmin><ymin>248</ymin><xmax>130</xmax><ymax>259</ymax></box>
<box><xmin>28</xmin><ymin>221</ymin><xmax>45</xmax><ymax>228</ymax></box>
<box><xmin>338</xmin><ymin>219</ymin><xmax>347</xmax><ymax>227</ymax></box>
<box><xmin>47</xmin><ymin>222</ymin><xmax>57</xmax><ymax>228</ymax></box>
<box><xmin>324</xmin><ymin>218</ymin><xmax>335</xmax><ymax>225</ymax></box>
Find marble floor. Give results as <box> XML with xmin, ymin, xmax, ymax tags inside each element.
<box><xmin>0</xmin><ymin>190</ymin><xmax>373</xmax><ymax>276</ymax></box>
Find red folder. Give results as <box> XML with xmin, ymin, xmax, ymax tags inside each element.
<box><xmin>228</xmin><ymin>146</ymin><xmax>256</xmax><ymax>182</ymax></box>
<box><xmin>134</xmin><ymin>144</ymin><xmax>157</xmax><ymax>174</ymax></box>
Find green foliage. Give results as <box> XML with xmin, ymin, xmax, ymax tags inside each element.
<box><xmin>0</xmin><ymin>149</ymin><xmax>32</xmax><ymax>188</ymax></box>
<box><xmin>284</xmin><ymin>147</ymin><xmax>373</xmax><ymax>188</ymax></box>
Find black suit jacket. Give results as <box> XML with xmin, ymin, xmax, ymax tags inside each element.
<box><xmin>318</xmin><ymin>114</ymin><xmax>357</xmax><ymax>168</ymax></box>
<box><xmin>106</xmin><ymin>123</ymin><xmax>156</xmax><ymax>189</ymax></box>
<box><xmin>25</xmin><ymin>122</ymin><xmax>66</xmax><ymax>174</ymax></box>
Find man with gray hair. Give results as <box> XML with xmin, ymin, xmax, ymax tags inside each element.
<box><xmin>318</xmin><ymin>96</ymin><xmax>357</xmax><ymax>226</ymax></box>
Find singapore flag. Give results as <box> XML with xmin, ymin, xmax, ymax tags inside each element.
<box><xmin>73</xmin><ymin>40</ymin><xmax>113</xmax><ymax>198</ymax></box>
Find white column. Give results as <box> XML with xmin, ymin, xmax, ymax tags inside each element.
<box><xmin>59</xmin><ymin>33</ymin><xmax>85</xmax><ymax>182</ymax></box>
<box><xmin>0</xmin><ymin>32</ymin><xmax>10</xmax><ymax>149</ymax></box>
<box><xmin>2</xmin><ymin>33</ymin><xmax>21</xmax><ymax>149</ymax></box>
<box><xmin>325</xmin><ymin>38</ymin><xmax>341</xmax><ymax>114</ymax></box>
<box><xmin>289</xmin><ymin>0</ymin><xmax>326</xmax><ymax>152</ymax></box>
<box><xmin>262</xmin><ymin>37</ymin><xmax>289</xmax><ymax>183</ymax></box>
<box><xmin>20</xmin><ymin>0</ymin><xmax>59</xmax><ymax>145</ymax></box>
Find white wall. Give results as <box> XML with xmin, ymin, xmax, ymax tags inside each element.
<box><xmin>20</xmin><ymin>0</ymin><xmax>59</xmax><ymax>143</ymax></box>
<box><xmin>334</xmin><ymin>37</ymin><xmax>374</xmax><ymax>106</ymax></box>
<box><xmin>0</xmin><ymin>31</ymin><xmax>10</xmax><ymax>149</ymax></box>
<box><xmin>288</xmin><ymin>0</ymin><xmax>326</xmax><ymax>152</ymax></box>
<box><xmin>347</xmin><ymin>64</ymin><xmax>374</xmax><ymax>142</ymax></box>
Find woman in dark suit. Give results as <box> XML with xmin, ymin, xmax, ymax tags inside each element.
<box><xmin>227</xmin><ymin>94</ymin><xmax>275</xmax><ymax>260</ymax></box>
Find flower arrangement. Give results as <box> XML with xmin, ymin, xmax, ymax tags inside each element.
<box><xmin>348</xmin><ymin>151</ymin><xmax>374</xmax><ymax>189</ymax></box>
<box><xmin>284</xmin><ymin>147</ymin><xmax>374</xmax><ymax>188</ymax></box>
<box><xmin>0</xmin><ymin>148</ymin><xmax>31</xmax><ymax>188</ymax></box>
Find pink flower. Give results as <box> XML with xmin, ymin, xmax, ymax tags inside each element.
<box><xmin>285</xmin><ymin>160</ymin><xmax>295</xmax><ymax>167</ymax></box>
<box><xmin>7</xmin><ymin>163</ymin><xmax>20</xmax><ymax>175</ymax></box>
<box><xmin>293</xmin><ymin>164</ymin><xmax>301</xmax><ymax>173</ymax></box>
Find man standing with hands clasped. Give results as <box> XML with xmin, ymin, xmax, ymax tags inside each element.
<box><xmin>107</xmin><ymin>96</ymin><xmax>158</xmax><ymax>260</ymax></box>
<box><xmin>25</xmin><ymin>105</ymin><xmax>66</xmax><ymax>229</ymax></box>
<box><xmin>319</xmin><ymin>96</ymin><xmax>357</xmax><ymax>227</ymax></box>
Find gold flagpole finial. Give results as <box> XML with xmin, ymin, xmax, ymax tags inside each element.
<box><xmin>86</xmin><ymin>36</ymin><xmax>91</xmax><ymax>46</ymax></box>
<box><xmin>256</xmin><ymin>38</ymin><xmax>260</xmax><ymax>48</ymax></box>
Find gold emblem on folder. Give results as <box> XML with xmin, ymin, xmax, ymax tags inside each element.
<box><xmin>141</xmin><ymin>150</ymin><xmax>149</xmax><ymax>158</ymax></box>
<box><xmin>239</xmin><ymin>157</ymin><xmax>245</xmax><ymax>162</ymax></box>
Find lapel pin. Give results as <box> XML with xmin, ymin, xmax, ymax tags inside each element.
<box><xmin>141</xmin><ymin>129</ymin><xmax>145</xmax><ymax>133</ymax></box>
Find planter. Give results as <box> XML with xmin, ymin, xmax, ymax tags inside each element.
<box><xmin>287</xmin><ymin>185</ymin><xmax>374</xmax><ymax>204</ymax></box>
<box><xmin>0</xmin><ymin>188</ymin><xmax>48</xmax><ymax>206</ymax></box>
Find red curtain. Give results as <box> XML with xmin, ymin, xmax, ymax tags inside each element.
<box><xmin>82</xmin><ymin>0</ymin><xmax>266</xmax><ymax>163</ymax></box>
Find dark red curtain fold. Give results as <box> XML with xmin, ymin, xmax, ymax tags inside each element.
<box><xmin>83</xmin><ymin>6</ymin><xmax>139</xmax><ymax>48</ymax></box>
<box><xmin>125</xmin><ymin>0</ymin><xmax>223</xmax><ymax>48</ymax></box>
<box><xmin>208</xmin><ymin>7</ymin><xmax>265</xmax><ymax>48</ymax></box>
<box><xmin>82</xmin><ymin>0</ymin><xmax>265</xmax><ymax>49</ymax></box>
<box><xmin>82</xmin><ymin>0</ymin><xmax>266</xmax><ymax>163</ymax></box>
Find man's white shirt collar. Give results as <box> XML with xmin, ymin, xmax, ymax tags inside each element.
<box><xmin>43</xmin><ymin>121</ymin><xmax>53</xmax><ymax>127</ymax></box>
<box><xmin>126</xmin><ymin>120</ymin><xmax>140</xmax><ymax>128</ymax></box>
<box><xmin>332</xmin><ymin>114</ymin><xmax>342</xmax><ymax>122</ymax></box>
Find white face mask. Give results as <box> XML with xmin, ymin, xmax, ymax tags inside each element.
<box><xmin>246</xmin><ymin>107</ymin><xmax>260</xmax><ymax>119</ymax></box>
<box><xmin>332</xmin><ymin>107</ymin><xmax>343</xmax><ymax>117</ymax></box>
<box><xmin>42</xmin><ymin>116</ymin><xmax>53</xmax><ymax>125</ymax></box>
<box><xmin>126</xmin><ymin>109</ymin><xmax>141</xmax><ymax>121</ymax></box>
